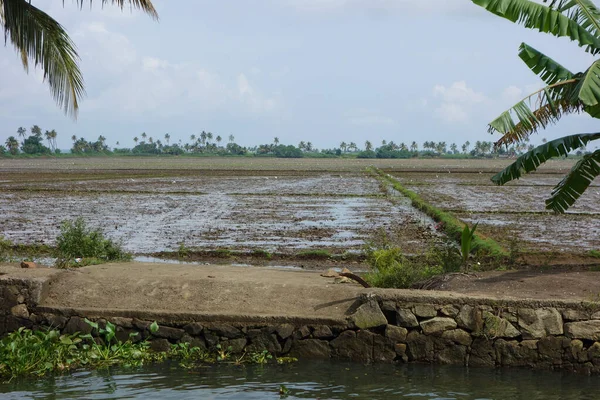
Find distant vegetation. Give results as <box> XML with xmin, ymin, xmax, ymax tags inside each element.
<box><xmin>3</xmin><ymin>126</ymin><xmax>591</xmax><ymax>160</ymax></box>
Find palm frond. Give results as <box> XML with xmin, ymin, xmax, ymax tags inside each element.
<box><xmin>546</xmin><ymin>0</ymin><xmax>600</xmax><ymax>40</ymax></box>
<box><xmin>546</xmin><ymin>149</ymin><xmax>600</xmax><ymax>212</ymax></box>
<box><xmin>73</xmin><ymin>0</ymin><xmax>158</xmax><ymax>19</ymax></box>
<box><xmin>491</xmin><ymin>132</ymin><xmax>600</xmax><ymax>184</ymax></box>
<box><xmin>518</xmin><ymin>42</ymin><xmax>574</xmax><ymax>84</ymax></box>
<box><xmin>472</xmin><ymin>0</ymin><xmax>600</xmax><ymax>54</ymax></box>
<box><xmin>3</xmin><ymin>0</ymin><xmax>85</xmax><ymax>117</ymax></box>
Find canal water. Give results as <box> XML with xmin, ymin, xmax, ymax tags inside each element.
<box><xmin>1</xmin><ymin>360</ymin><xmax>599</xmax><ymax>399</ymax></box>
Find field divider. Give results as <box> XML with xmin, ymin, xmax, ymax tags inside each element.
<box><xmin>368</xmin><ymin>166</ymin><xmax>508</xmax><ymax>257</ymax></box>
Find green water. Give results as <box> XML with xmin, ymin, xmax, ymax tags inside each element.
<box><xmin>1</xmin><ymin>361</ymin><xmax>598</xmax><ymax>399</ymax></box>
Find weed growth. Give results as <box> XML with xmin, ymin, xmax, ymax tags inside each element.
<box><xmin>251</xmin><ymin>249</ymin><xmax>272</xmax><ymax>259</ymax></box>
<box><xmin>296</xmin><ymin>249</ymin><xmax>332</xmax><ymax>259</ymax></box>
<box><xmin>0</xmin><ymin>319</ymin><xmax>291</xmax><ymax>380</ymax></box>
<box><xmin>54</xmin><ymin>217</ymin><xmax>131</xmax><ymax>267</ymax></box>
<box><xmin>177</xmin><ymin>242</ymin><xmax>190</xmax><ymax>258</ymax></box>
<box><xmin>369</xmin><ymin>167</ymin><xmax>507</xmax><ymax>258</ymax></box>
<box><xmin>589</xmin><ymin>250</ymin><xmax>600</xmax><ymax>259</ymax></box>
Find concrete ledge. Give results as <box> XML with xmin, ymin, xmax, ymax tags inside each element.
<box><xmin>3</xmin><ymin>262</ymin><xmax>600</xmax><ymax>375</ymax></box>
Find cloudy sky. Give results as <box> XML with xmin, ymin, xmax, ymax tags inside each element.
<box><xmin>1</xmin><ymin>0</ymin><xmax>598</xmax><ymax>150</ymax></box>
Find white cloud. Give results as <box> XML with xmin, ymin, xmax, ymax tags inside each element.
<box><xmin>432</xmin><ymin>81</ymin><xmax>486</xmax><ymax>123</ymax></box>
<box><xmin>435</xmin><ymin>103</ymin><xmax>469</xmax><ymax>123</ymax></box>
<box><xmin>502</xmin><ymin>85</ymin><xmax>523</xmax><ymax>103</ymax></box>
<box><xmin>346</xmin><ymin>108</ymin><xmax>396</xmax><ymax>126</ymax></box>
<box><xmin>433</xmin><ymin>81</ymin><xmax>485</xmax><ymax>105</ymax></box>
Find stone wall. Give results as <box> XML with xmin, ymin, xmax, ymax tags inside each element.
<box><xmin>4</xmin><ymin>277</ymin><xmax>600</xmax><ymax>375</ymax></box>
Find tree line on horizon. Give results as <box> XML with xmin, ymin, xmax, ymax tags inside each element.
<box><xmin>1</xmin><ymin>126</ymin><xmax>590</xmax><ymax>159</ymax></box>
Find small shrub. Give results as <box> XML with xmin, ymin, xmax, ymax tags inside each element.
<box><xmin>424</xmin><ymin>241</ymin><xmax>462</xmax><ymax>274</ymax></box>
<box><xmin>177</xmin><ymin>242</ymin><xmax>190</xmax><ymax>258</ymax></box>
<box><xmin>55</xmin><ymin>217</ymin><xmax>130</xmax><ymax>267</ymax></box>
<box><xmin>364</xmin><ymin>247</ymin><xmax>442</xmax><ymax>288</ymax></box>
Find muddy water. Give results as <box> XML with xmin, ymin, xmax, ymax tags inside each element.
<box><xmin>2</xmin><ymin>361</ymin><xmax>599</xmax><ymax>399</ymax></box>
<box><xmin>0</xmin><ymin>172</ymin><xmax>441</xmax><ymax>256</ymax></box>
<box><xmin>391</xmin><ymin>171</ymin><xmax>599</xmax><ymax>253</ymax></box>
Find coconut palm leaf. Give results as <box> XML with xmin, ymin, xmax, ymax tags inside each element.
<box><xmin>546</xmin><ymin>149</ymin><xmax>600</xmax><ymax>212</ymax></box>
<box><xmin>1</xmin><ymin>0</ymin><xmax>157</xmax><ymax>117</ymax></box>
<box><xmin>491</xmin><ymin>132</ymin><xmax>600</xmax><ymax>184</ymax></box>
<box><xmin>73</xmin><ymin>0</ymin><xmax>158</xmax><ymax>19</ymax></box>
<box><xmin>472</xmin><ymin>0</ymin><xmax>600</xmax><ymax>54</ymax></box>
<box><xmin>2</xmin><ymin>0</ymin><xmax>85</xmax><ymax>117</ymax></box>
<box><xmin>518</xmin><ymin>42</ymin><xmax>574</xmax><ymax>85</ymax></box>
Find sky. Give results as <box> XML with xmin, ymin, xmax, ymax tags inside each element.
<box><xmin>1</xmin><ymin>0</ymin><xmax>599</xmax><ymax>150</ymax></box>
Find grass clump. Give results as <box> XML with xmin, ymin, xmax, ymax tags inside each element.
<box><xmin>296</xmin><ymin>249</ymin><xmax>332</xmax><ymax>259</ymax></box>
<box><xmin>364</xmin><ymin>247</ymin><xmax>442</xmax><ymax>288</ymax></box>
<box><xmin>589</xmin><ymin>250</ymin><xmax>600</xmax><ymax>259</ymax></box>
<box><xmin>55</xmin><ymin>217</ymin><xmax>131</xmax><ymax>267</ymax></box>
<box><xmin>251</xmin><ymin>249</ymin><xmax>272</xmax><ymax>259</ymax></box>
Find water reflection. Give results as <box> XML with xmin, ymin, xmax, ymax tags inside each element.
<box><xmin>1</xmin><ymin>361</ymin><xmax>599</xmax><ymax>399</ymax></box>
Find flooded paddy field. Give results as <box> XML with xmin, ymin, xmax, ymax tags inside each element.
<box><xmin>386</xmin><ymin>160</ymin><xmax>599</xmax><ymax>254</ymax></box>
<box><xmin>0</xmin><ymin>158</ymin><xmax>444</xmax><ymax>267</ymax></box>
<box><xmin>0</xmin><ymin>157</ymin><xmax>596</xmax><ymax>267</ymax></box>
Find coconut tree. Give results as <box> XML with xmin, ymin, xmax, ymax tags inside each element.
<box><xmin>133</xmin><ymin>136</ymin><xmax>139</xmax><ymax>145</ymax></box>
<box><xmin>30</xmin><ymin>125</ymin><xmax>42</xmax><ymax>138</ymax></box>
<box><xmin>365</xmin><ymin>140</ymin><xmax>373</xmax><ymax>151</ymax></box>
<box><xmin>1</xmin><ymin>0</ymin><xmax>157</xmax><ymax>117</ymax></box>
<box><xmin>5</xmin><ymin>136</ymin><xmax>19</xmax><ymax>154</ymax></box>
<box><xmin>17</xmin><ymin>126</ymin><xmax>27</xmax><ymax>142</ymax></box>
<box><xmin>164</xmin><ymin>133</ymin><xmax>170</xmax><ymax>145</ymax></box>
<box><xmin>44</xmin><ymin>129</ymin><xmax>52</xmax><ymax>149</ymax></box>
<box><xmin>216</xmin><ymin>135</ymin><xmax>222</xmax><ymax>147</ymax></box>
<box><xmin>473</xmin><ymin>0</ymin><xmax>600</xmax><ymax>212</ymax></box>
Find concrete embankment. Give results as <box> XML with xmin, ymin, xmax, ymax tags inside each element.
<box><xmin>3</xmin><ymin>262</ymin><xmax>600</xmax><ymax>374</ymax></box>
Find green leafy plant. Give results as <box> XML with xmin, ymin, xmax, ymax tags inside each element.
<box><xmin>279</xmin><ymin>384</ymin><xmax>290</xmax><ymax>398</ymax></box>
<box><xmin>472</xmin><ymin>0</ymin><xmax>600</xmax><ymax>213</ymax></box>
<box><xmin>250</xmin><ymin>350</ymin><xmax>272</xmax><ymax>364</ymax></box>
<box><xmin>461</xmin><ymin>222</ymin><xmax>479</xmax><ymax>268</ymax></box>
<box><xmin>364</xmin><ymin>247</ymin><xmax>442</xmax><ymax>288</ymax></box>
<box><xmin>54</xmin><ymin>217</ymin><xmax>131</xmax><ymax>267</ymax></box>
<box><xmin>215</xmin><ymin>344</ymin><xmax>232</xmax><ymax>361</ymax></box>
<box><xmin>177</xmin><ymin>242</ymin><xmax>190</xmax><ymax>259</ymax></box>
<box><xmin>424</xmin><ymin>241</ymin><xmax>462</xmax><ymax>274</ymax></box>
